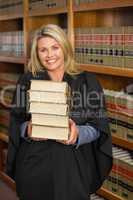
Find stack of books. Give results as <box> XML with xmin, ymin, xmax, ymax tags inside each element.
<box><xmin>103</xmin><ymin>146</ymin><xmax>133</xmax><ymax>200</ymax></box>
<box><xmin>28</xmin><ymin>80</ymin><xmax>71</xmax><ymax>140</ymax></box>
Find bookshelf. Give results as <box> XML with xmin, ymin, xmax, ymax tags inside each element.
<box><xmin>0</xmin><ymin>0</ymin><xmax>26</xmax><ymax>190</ymax></box>
<box><xmin>73</xmin><ymin>1</ymin><xmax>133</xmax><ymax>200</ymax></box>
<box><xmin>74</xmin><ymin>0</ymin><xmax>133</xmax><ymax>12</ymax></box>
<box><xmin>0</xmin><ymin>1</ymin><xmax>132</xmax><ymax>200</ymax></box>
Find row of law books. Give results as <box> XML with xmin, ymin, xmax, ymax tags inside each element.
<box><xmin>0</xmin><ymin>0</ymin><xmax>23</xmax><ymax>15</ymax></box>
<box><xmin>28</xmin><ymin>80</ymin><xmax>71</xmax><ymax>140</ymax></box>
<box><xmin>0</xmin><ymin>72</ymin><xmax>20</xmax><ymax>135</ymax></box>
<box><xmin>104</xmin><ymin>89</ymin><xmax>133</xmax><ymax>116</ymax></box>
<box><xmin>103</xmin><ymin>146</ymin><xmax>133</xmax><ymax>200</ymax></box>
<box><xmin>107</xmin><ymin>110</ymin><xmax>133</xmax><ymax>142</ymax></box>
<box><xmin>0</xmin><ymin>31</ymin><xmax>24</xmax><ymax>57</ymax></box>
<box><xmin>0</xmin><ymin>105</ymin><xmax>10</xmax><ymax>135</ymax></box>
<box><xmin>0</xmin><ymin>72</ymin><xmax>20</xmax><ymax>106</ymax></box>
<box><xmin>75</xmin><ymin>26</ymin><xmax>133</xmax><ymax>69</ymax></box>
<box><xmin>104</xmin><ymin>89</ymin><xmax>133</xmax><ymax>142</ymax></box>
<box><xmin>29</xmin><ymin>0</ymin><xmax>67</xmax><ymax>11</ymax></box>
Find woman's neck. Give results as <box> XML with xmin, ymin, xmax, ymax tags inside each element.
<box><xmin>47</xmin><ymin>68</ymin><xmax>65</xmax><ymax>82</ymax></box>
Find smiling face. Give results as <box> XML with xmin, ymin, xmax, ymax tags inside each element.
<box><xmin>37</xmin><ymin>36</ymin><xmax>65</xmax><ymax>73</ymax></box>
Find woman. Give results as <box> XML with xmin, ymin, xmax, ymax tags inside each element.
<box><xmin>6</xmin><ymin>24</ymin><xmax>112</xmax><ymax>200</ymax></box>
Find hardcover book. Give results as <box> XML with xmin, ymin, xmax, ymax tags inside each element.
<box><xmin>28</xmin><ymin>80</ymin><xmax>70</xmax><ymax>140</ymax></box>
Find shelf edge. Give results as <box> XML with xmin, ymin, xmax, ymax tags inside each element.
<box><xmin>0</xmin><ymin>56</ymin><xmax>25</xmax><ymax>64</ymax></box>
<box><xmin>74</xmin><ymin>0</ymin><xmax>133</xmax><ymax>12</ymax></box>
<box><xmin>112</xmin><ymin>135</ymin><xmax>133</xmax><ymax>150</ymax></box>
<box><xmin>80</xmin><ymin>64</ymin><xmax>133</xmax><ymax>77</ymax></box>
<box><xmin>97</xmin><ymin>187</ymin><xmax>123</xmax><ymax>200</ymax></box>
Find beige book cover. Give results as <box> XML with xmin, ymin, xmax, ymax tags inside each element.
<box><xmin>31</xmin><ymin>125</ymin><xmax>69</xmax><ymax>140</ymax></box>
<box><xmin>29</xmin><ymin>102</ymin><xmax>69</xmax><ymax>116</ymax></box>
<box><xmin>32</xmin><ymin>113</ymin><xmax>69</xmax><ymax>127</ymax></box>
<box><xmin>30</xmin><ymin>80</ymin><xmax>70</xmax><ymax>93</ymax></box>
<box><xmin>28</xmin><ymin>90</ymin><xmax>69</xmax><ymax>104</ymax></box>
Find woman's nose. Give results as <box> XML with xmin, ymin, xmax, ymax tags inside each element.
<box><xmin>47</xmin><ymin>49</ymin><xmax>53</xmax><ymax>57</ymax></box>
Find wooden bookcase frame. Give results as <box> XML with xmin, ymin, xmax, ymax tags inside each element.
<box><xmin>0</xmin><ymin>1</ymin><xmax>133</xmax><ymax>199</ymax></box>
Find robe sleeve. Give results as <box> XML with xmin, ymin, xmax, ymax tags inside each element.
<box><xmin>6</xmin><ymin>73</ymin><xmax>31</xmax><ymax>179</ymax></box>
<box><xmin>84</xmin><ymin>72</ymin><xmax>113</xmax><ymax>193</ymax></box>
<box><xmin>70</xmin><ymin>71</ymin><xmax>113</xmax><ymax>194</ymax></box>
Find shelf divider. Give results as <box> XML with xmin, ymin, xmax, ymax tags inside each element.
<box><xmin>80</xmin><ymin>64</ymin><xmax>133</xmax><ymax>78</ymax></box>
<box><xmin>29</xmin><ymin>7</ymin><xmax>67</xmax><ymax>17</ymax></box>
<box><xmin>0</xmin><ymin>56</ymin><xmax>25</xmax><ymax>64</ymax></box>
<box><xmin>112</xmin><ymin>135</ymin><xmax>133</xmax><ymax>150</ymax></box>
<box><xmin>97</xmin><ymin>187</ymin><xmax>123</xmax><ymax>200</ymax></box>
<box><xmin>0</xmin><ymin>13</ymin><xmax>23</xmax><ymax>21</ymax></box>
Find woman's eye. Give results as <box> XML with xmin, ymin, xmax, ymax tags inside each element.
<box><xmin>53</xmin><ymin>46</ymin><xmax>59</xmax><ymax>50</ymax></box>
<box><xmin>39</xmin><ymin>48</ymin><xmax>47</xmax><ymax>53</ymax></box>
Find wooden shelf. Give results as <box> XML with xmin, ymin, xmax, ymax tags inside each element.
<box><xmin>0</xmin><ymin>56</ymin><xmax>25</xmax><ymax>64</ymax></box>
<box><xmin>97</xmin><ymin>187</ymin><xmax>123</xmax><ymax>200</ymax></box>
<box><xmin>29</xmin><ymin>7</ymin><xmax>67</xmax><ymax>17</ymax></box>
<box><xmin>0</xmin><ymin>171</ymin><xmax>15</xmax><ymax>191</ymax></box>
<box><xmin>0</xmin><ymin>132</ymin><xmax>9</xmax><ymax>143</ymax></box>
<box><xmin>112</xmin><ymin>135</ymin><xmax>133</xmax><ymax>150</ymax></box>
<box><xmin>0</xmin><ymin>13</ymin><xmax>23</xmax><ymax>21</ymax></box>
<box><xmin>74</xmin><ymin>0</ymin><xmax>133</xmax><ymax>12</ymax></box>
<box><xmin>80</xmin><ymin>64</ymin><xmax>133</xmax><ymax>78</ymax></box>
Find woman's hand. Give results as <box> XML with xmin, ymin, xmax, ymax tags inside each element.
<box><xmin>27</xmin><ymin>121</ymin><xmax>48</xmax><ymax>141</ymax></box>
<box><xmin>56</xmin><ymin>119</ymin><xmax>79</xmax><ymax>145</ymax></box>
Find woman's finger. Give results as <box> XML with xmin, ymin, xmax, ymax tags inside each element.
<box><xmin>27</xmin><ymin>122</ymin><xmax>32</xmax><ymax>137</ymax></box>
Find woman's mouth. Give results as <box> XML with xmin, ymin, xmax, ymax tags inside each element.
<box><xmin>47</xmin><ymin>59</ymin><xmax>56</xmax><ymax>64</ymax></box>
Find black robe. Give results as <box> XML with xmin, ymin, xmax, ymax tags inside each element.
<box><xmin>6</xmin><ymin>70</ymin><xmax>113</xmax><ymax>200</ymax></box>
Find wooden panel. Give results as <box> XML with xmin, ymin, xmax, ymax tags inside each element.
<box><xmin>0</xmin><ymin>19</ymin><xmax>23</xmax><ymax>32</ymax></box>
<box><xmin>0</xmin><ymin>63</ymin><xmax>24</xmax><ymax>73</ymax></box>
<box><xmin>74</xmin><ymin>11</ymin><xmax>97</xmax><ymax>28</ymax></box>
<box><xmin>74</xmin><ymin>0</ymin><xmax>133</xmax><ymax>12</ymax></box>
<box><xmin>74</xmin><ymin>8</ymin><xmax>133</xmax><ymax>28</ymax></box>
<box><xmin>74</xmin><ymin>10</ymin><xmax>119</xmax><ymax>28</ymax></box>
<box><xmin>23</xmin><ymin>0</ymin><xmax>31</xmax><ymax>69</ymax></box>
<box><xmin>28</xmin><ymin>16</ymin><xmax>60</xmax><ymax>31</ymax></box>
<box><xmin>29</xmin><ymin>7</ymin><xmax>67</xmax><ymax>17</ymax></box>
<box><xmin>0</xmin><ymin>13</ymin><xmax>23</xmax><ymax>21</ymax></box>
<box><xmin>96</xmin><ymin>74</ymin><xmax>132</xmax><ymax>91</ymax></box>
<box><xmin>0</xmin><ymin>171</ymin><xmax>16</xmax><ymax>191</ymax></box>
<box><xmin>0</xmin><ymin>141</ymin><xmax>3</xmax><ymax>171</ymax></box>
<box><xmin>80</xmin><ymin>64</ymin><xmax>133</xmax><ymax>91</ymax></box>
<box><xmin>97</xmin><ymin>187</ymin><xmax>123</xmax><ymax>200</ymax></box>
<box><xmin>0</xmin><ymin>56</ymin><xmax>25</xmax><ymax>64</ymax></box>
<box><xmin>112</xmin><ymin>135</ymin><xmax>133</xmax><ymax>150</ymax></box>
<box><xmin>80</xmin><ymin>64</ymin><xmax>133</xmax><ymax>78</ymax></box>
<box><xmin>67</xmin><ymin>0</ymin><xmax>75</xmax><ymax>49</ymax></box>
<box><xmin>112</xmin><ymin>7</ymin><xmax>133</xmax><ymax>26</ymax></box>
<box><xmin>0</xmin><ymin>133</ymin><xmax>9</xmax><ymax>143</ymax></box>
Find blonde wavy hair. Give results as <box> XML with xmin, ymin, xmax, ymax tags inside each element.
<box><xmin>28</xmin><ymin>24</ymin><xmax>82</xmax><ymax>76</ymax></box>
